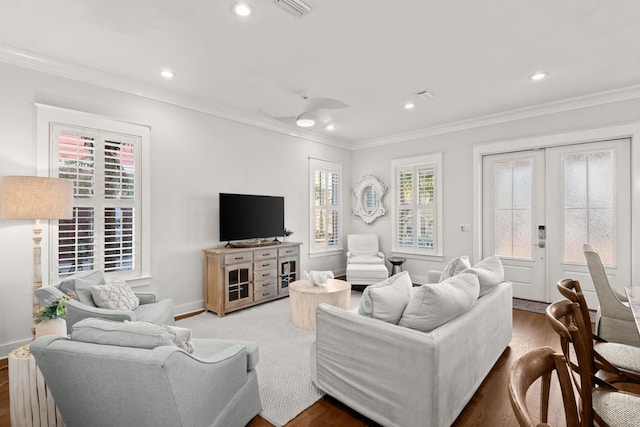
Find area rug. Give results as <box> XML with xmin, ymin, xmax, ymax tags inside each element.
<box><xmin>513</xmin><ymin>297</ymin><xmax>597</xmax><ymax>323</ymax></box>
<box><xmin>177</xmin><ymin>292</ymin><xmax>362</xmax><ymax>426</ymax></box>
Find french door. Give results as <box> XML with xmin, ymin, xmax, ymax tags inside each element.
<box><xmin>483</xmin><ymin>138</ymin><xmax>631</xmax><ymax>305</ymax></box>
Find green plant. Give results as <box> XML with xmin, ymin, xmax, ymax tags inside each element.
<box><xmin>34</xmin><ymin>296</ymin><xmax>69</xmax><ymax>323</ymax></box>
<box><xmin>284</xmin><ymin>228</ymin><xmax>294</xmax><ymax>237</ymax></box>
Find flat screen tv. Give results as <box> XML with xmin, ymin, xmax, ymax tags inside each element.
<box><xmin>219</xmin><ymin>193</ymin><xmax>284</xmax><ymax>243</ymax></box>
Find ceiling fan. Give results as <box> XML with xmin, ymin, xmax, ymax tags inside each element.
<box><xmin>269</xmin><ymin>93</ymin><xmax>349</xmax><ymax>129</ymax></box>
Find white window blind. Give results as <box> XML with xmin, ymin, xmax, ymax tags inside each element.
<box><xmin>392</xmin><ymin>153</ymin><xmax>442</xmax><ymax>256</ymax></box>
<box><xmin>310</xmin><ymin>159</ymin><xmax>342</xmax><ymax>254</ymax></box>
<box><xmin>53</xmin><ymin>124</ymin><xmax>141</xmax><ymax>278</ymax></box>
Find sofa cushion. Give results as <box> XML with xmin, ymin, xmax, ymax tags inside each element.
<box><xmin>398</xmin><ymin>273</ymin><xmax>480</xmax><ymax>332</ymax></box>
<box><xmin>439</xmin><ymin>255</ymin><xmax>471</xmax><ymax>282</ymax></box>
<box><xmin>91</xmin><ymin>279</ymin><xmax>140</xmax><ymax>311</ymax></box>
<box><xmin>71</xmin><ymin>318</ymin><xmax>178</xmax><ymax>349</ymax></box>
<box><xmin>59</xmin><ymin>270</ymin><xmax>105</xmax><ymax>307</ymax></box>
<box><xmin>359</xmin><ymin>271</ymin><xmax>412</xmax><ymax>324</ymax></box>
<box><xmin>461</xmin><ymin>256</ymin><xmax>504</xmax><ymax>297</ymax></box>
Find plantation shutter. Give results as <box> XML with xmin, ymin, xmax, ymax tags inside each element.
<box><xmin>394</xmin><ymin>162</ymin><xmax>438</xmax><ymax>254</ymax></box>
<box><xmin>310</xmin><ymin>159</ymin><xmax>342</xmax><ymax>252</ymax></box>
<box><xmin>53</xmin><ymin>124</ymin><xmax>141</xmax><ymax>277</ymax></box>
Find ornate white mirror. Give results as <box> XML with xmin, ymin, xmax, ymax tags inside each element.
<box><xmin>352</xmin><ymin>175</ymin><xmax>387</xmax><ymax>224</ymax></box>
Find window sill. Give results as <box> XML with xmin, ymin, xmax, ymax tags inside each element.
<box><xmin>309</xmin><ymin>247</ymin><xmax>345</xmax><ymax>259</ymax></box>
<box><xmin>391</xmin><ymin>251</ymin><xmax>444</xmax><ymax>262</ymax></box>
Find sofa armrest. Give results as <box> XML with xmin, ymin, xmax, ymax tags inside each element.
<box><xmin>135</xmin><ymin>292</ymin><xmax>158</xmax><ymax>304</ymax></box>
<box><xmin>376</xmin><ymin>252</ymin><xmax>385</xmax><ymax>259</ymax></box>
<box><xmin>314</xmin><ymin>304</ymin><xmax>438</xmax><ymax>426</ymax></box>
<box><xmin>427</xmin><ymin>270</ymin><xmax>441</xmax><ymax>284</ymax></box>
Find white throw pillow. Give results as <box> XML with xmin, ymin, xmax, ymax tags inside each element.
<box><xmin>359</xmin><ymin>271</ymin><xmax>413</xmax><ymax>324</ymax></box>
<box><xmin>398</xmin><ymin>273</ymin><xmax>480</xmax><ymax>332</ymax></box>
<box><xmin>91</xmin><ymin>279</ymin><xmax>140</xmax><ymax>311</ymax></box>
<box><xmin>461</xmin><ymin>256</ymin><xmax>504</xmax><ymax>297</ymax></box>
<box><xmin>439</xmin><ymin>255</ymin><xmax>471</xmax><ymax>282</ymax></box>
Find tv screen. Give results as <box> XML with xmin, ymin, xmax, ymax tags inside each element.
<box><xmin>219</xmin><ymin>193</ymin><xmax>285</xmax><ymax>242</ymax></box>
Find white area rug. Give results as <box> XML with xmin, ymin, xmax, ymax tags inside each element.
<box><xmin>177</xmin><ymin>292</ymin><xmax>362</xmax><ymax>426</ymax></box>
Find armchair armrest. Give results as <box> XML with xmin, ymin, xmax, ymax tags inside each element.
<box><xmin>135</xmin><ymin>292</ymin><xmax>158</xmax><ymax>304</ymax></box>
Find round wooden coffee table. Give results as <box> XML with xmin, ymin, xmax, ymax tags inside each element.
<box><xmin>289</xmin><ymin>279</ymin><xmax>351</xmax><ymax>330</ymax></box>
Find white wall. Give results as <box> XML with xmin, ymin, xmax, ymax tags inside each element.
<box><xmin>0</xmin><ymin>62</ymin><xmax>351</xmax><ymax>356</ymax></box>
<box><xmin>351</xmin><ymin>98</ymin><xmax>640</xmax><ymax>284</ymax></box>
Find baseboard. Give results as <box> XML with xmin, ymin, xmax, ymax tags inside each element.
<box><xmin>174</xmin><ymin>300</ymin><xmax>205</xmax><ymax>318</ymax></box>
<box><xmin>175</xmin><ymin>309</ymin><xmax>205</xmax><ymax>321</ymax></box>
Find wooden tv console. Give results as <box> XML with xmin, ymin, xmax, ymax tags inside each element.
<box><xmin>203</xmin><ymin>242</ymin><xmax>301</xmax><ymax>317</ymax></box>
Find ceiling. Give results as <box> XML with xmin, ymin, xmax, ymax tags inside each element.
<box><xmin>1</xmin><ymin>0</ymin><xmax>640</xmax><ymax>148</ymax></box>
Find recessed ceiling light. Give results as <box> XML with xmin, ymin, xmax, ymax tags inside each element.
<box><xmin>160</xmin><ymin>70</ymin><xmax>175</xmax><ymax>79</ymax></box>
<box><xmin>326</xmin><ymin>124</ymin><xmax>336</xmax><ymax>131</ymax></box>
<box><xmin>530</xmin><ymin>72</ymin><xmax>547</xmax><ymax>81</ymax></box>
<box><xmin>296</xmin><ymin>118</ymin><xmax>315</xmax><ymax>128</ymax></box>
<box><xmin>404</xmin><ymin>102</ymin><xmax>415</xmax><ymax>110</ymax></box>
<box><xmin>230</xmin><ymin>1</ymin><xmax>252</xmax><ymax>17</ymax></box>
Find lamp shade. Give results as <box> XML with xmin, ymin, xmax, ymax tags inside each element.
<box><xmin>0</xmin><ymin>176</ymin><xmax>73</xmax><ymax>220</ymax></box>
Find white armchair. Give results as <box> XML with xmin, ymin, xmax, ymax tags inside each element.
<box><xmin>345</xmin><ymin>234</ymin><xmax>388</xmax><ymax>285</ymax></box>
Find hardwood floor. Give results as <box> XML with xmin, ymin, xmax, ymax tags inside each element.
<box><xmin>0</xmin><ymin>309</ymin><xmax>575</xmax><ymax>426</ymax></box>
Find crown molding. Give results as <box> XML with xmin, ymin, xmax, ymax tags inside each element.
<box><xmin>352</xmin><ymin>83</ymin><xmax>640</xmax><ymax>150</ymax></box>
<box><xmin>4</xmin><ymin>44</ymin><xmax>640</xmax><ymax>153</ymax></box>
<box><xmin>0</xmin><ymin>44</ymin><xmax>352</xmax><ymax>150</ymax></box>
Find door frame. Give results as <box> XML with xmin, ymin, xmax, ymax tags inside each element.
<box><xmin>472</xmin><ymin>121</ymin><xmax>640</xmax><ymax>289</ymax></box>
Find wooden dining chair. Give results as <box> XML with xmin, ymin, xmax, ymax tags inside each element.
<box><xmin>556</xmin><ymin>279</ymin><xmax>640</xmax><ymax>384</ymax></box>
<box><xmin>508</xmin><ymin>346</ymin><xmax>579</xmax><ymax>427</ymax></box>
<box><xmin>546</xmin><ymin>299</ymin><xmax>640</xmax><ymax>426</ymax></box>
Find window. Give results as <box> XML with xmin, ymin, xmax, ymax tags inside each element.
<box><xmin>37</xmin><ymin>105</ymin><xmax>150</xmax><ymax>284</ymax></box>
<box><xmin>391</xmin><ymin>153</ymin><xmax>443</xmax><ymax>256</ymax></box>
<box><xmin>309</xmin><ymin>158</ymin><xmax>342</xmax><ymax>254</ymax></box>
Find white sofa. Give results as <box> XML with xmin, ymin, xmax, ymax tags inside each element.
<box><xmin>310</xmin><ymin>278</ymin><xmax>512</xmax><ymax>427</ymax></box>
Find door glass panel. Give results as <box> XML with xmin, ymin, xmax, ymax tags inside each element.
<box><xmin>513</xmin><ymin>209</ymin><xmax>532</xmax><ymax>258</ymax></box>
<box><xmin>562</xmin><ymin>150</ymin><xmax>614</xmax><ymax>265</ymax></box>
<box><xmin>493</xmin><ymin>159</ymin><xmax>533</xmax><ymax>259</ymax></box>
<box><xmin>564</xmin><ymin>208</ymin><xmax>588</xmax><ymax>263</ymax></box>
<box><xmin>563</xmin><ymin>154</ymin><xmax>587</xmax><ymax>208</ymax></box>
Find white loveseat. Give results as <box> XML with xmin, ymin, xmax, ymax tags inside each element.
<box><xmin>310</xmin><ymin>273</ymin><xmax>512</xmax><ymax>427</ymax></box>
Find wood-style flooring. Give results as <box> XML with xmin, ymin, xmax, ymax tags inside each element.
<box><xmin>0</xmin><ymin>308</ymin><xmax>575</xmax><ymax>427</ymax></box>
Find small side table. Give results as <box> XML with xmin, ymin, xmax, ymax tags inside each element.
<box><xmin>289</xmin><ymin>279</ymin><xmax>351</xmax><ymax>330</ymax></box>
<box><xmin>389</xmin><ymin>257</ymin><xmax>407</xmax><ymax>275</ymax></box>
<box><xmin>9</xmin><ymin>345</ymin><xmax>63</xmax><ymax>427</ymax></box>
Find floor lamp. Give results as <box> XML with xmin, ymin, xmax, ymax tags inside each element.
<box><xmin>0</xmin><ymin>176</ymin><xmax>73</xmax><ymax>329</ymax></box>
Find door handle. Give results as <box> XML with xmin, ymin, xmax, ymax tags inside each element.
<box><xmin>538</xmin><ymin>241</ymin><xmax>546</xmax><ymax>248</ymax></box>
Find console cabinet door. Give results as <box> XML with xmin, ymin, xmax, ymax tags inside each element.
<box><xmin>278</xmin><ymin>256</ymin><xmax>298</xmax><ymax>295</ymax></box>
<box><xmin>224</xmin><ymin>262</ymin><xmax>253</xmax><ymax>309</ymax></box>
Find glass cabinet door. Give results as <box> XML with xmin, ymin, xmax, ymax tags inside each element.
<box><xmin>278</xmin><ymin>257</ymin><xmax>297</xmax><ymax>295</ymax></box>
<box><xmin>225</xmin><ymin>262</ymin><xmax>253</xmax><ymax>307</ymax></box>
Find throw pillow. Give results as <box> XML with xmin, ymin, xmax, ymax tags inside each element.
<box><xmin>359</xmin><ymin>271</ymin><xmax>413</xmax><ymax>324</ymax></box>
<box><xmin>91</xmin><ymin>279</ymin><xmax>140</xmax><ymax>311</ymax></box>
<box><xmin>461</xmin><ymin>256</ymin><xmax>504</xmax><ymax>297</ymax></box>
<box><xmin>439</xmin><ymin>255</ymin><xmax>471</xmax><ymax>282</ymax></box>
<box><xmin>59</xmin><ymin>270</ymin><xmax>105</xmax><ymax>307</ymax></box>
<box><xmin>72</xmin><ymin>318</ymin><xmax>177</xmax><ymax>349</ymax></box>
<box><xmin>398</xmin><ymin>272</ymin><xmax>480</xmax><ymax>332</ymax></box>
